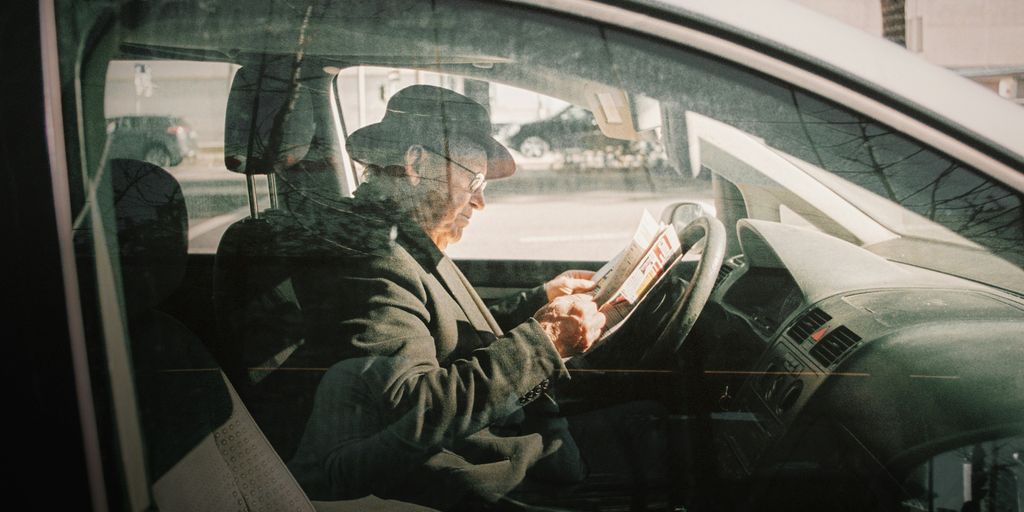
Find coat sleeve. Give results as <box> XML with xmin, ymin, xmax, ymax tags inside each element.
<box><xmin>487</xmin><ymin>285</ymin><xmax>550</xmax><ymax>333</ymax></box>
<box><xmin>346</xmin><ymin>253</ymin><xmax>564</xmax><ymax>440</ymax></box>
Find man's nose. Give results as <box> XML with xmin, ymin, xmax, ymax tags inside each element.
<box><xmin>471</xmin><ymin>187</ymin><xmax>486</xmax><ymax>210</ymax></box>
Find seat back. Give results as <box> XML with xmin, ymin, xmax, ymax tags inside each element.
<box><xmin>215</xmin><ymin>57</ymin><xmax>318</xmax><ymax>383</ymax></box>
<box><xmin>214</xmin><ymin>59</ymin><xmax>342</xmax><ymax>459</ymax></box>
<box><xmin>111</xmin><ymin>158</ymin><xmax>316</xmax><ymax>511</ymax></box>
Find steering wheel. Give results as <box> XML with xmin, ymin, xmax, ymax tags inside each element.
<box><xmin>639</xmin><ymin>216</ymin><xmax>726</xmax><ymax>363</ymax></box>
<box><xmin>610</xmin><ymin>215</ymin><xmax>726</xmax><ymax>366</ymax></box>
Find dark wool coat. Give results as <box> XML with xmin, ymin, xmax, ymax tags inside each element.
<box><xmin>285</xmin><ymin>183</ymin><xmax>578</xmax><ymax>509</ymax></box>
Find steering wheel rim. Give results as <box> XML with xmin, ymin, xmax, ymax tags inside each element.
<box><xmin>636</xmin><ymin>215</ymin><xmax>726</xmax><ymax>365</ymax></box>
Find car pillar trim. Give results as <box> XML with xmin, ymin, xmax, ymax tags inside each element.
<box><xmin>39</xmin><ymin>0</ymin><xmax>112</xmax><ymax>509</ymax></box>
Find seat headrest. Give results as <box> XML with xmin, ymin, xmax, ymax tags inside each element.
<box><xmin>224</xmin><ymin>60</ymin><xmax>317</xmax><ymax>175</ymax></box>
<box><xmin>112</xmin><ymin>159</ymin><xmax>188</xmax><ymax>314</ymax></box>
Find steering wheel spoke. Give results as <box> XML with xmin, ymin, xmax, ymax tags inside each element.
<box><xmin>630</xmin><ymin>216</ymin><xmax>726</xmax><ymax>366</ymax></box>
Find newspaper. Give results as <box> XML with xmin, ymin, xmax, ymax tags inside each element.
<box><xmin>590</xmin><ymin>210</ymin><xmax>682</xmax><ymax>336</ymax></box>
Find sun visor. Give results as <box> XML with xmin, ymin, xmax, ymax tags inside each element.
<box><xmin>224</xmin><ymin>60</ymin><xmax>316</xmax><ymax>175</ymax></box>
<box><xmin>583</xmin><ymin>84</ymin><xmax>661</xmax><ymax>142</ymax></box>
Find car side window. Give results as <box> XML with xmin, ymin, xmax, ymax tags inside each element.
<box><xmin>104</xmin><ymin>60</ymin><xmax>259</xmax><ymax>254</ymax></box>
<box><xmin>335</xmin><ymin>65</ymin><xmax>710</xmax><ymax>261</ymax></box>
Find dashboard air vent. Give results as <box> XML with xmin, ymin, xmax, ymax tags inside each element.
<box><xmin>787</xmin><ymin>308</ymin><xmax>831</xmax><ymax>343</ymax></box>
<box><xmin>810</xmin><ymin>326</ymin><xmax>862</xmax><ymax>367</ymax></box>
<box><xmin>714</xmin><ymin>265</ymin><xmax>734</xmax><ymax>289</ymax></box>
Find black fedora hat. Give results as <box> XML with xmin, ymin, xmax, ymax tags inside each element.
<box><xmin>346</xmin><ymin>85</ymin><xmax>515</xmax><ymax>179</ymax></box>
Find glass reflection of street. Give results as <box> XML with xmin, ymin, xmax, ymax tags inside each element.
<box><xmin>174</xmin><ymin>150</ymin><xmax>712</xmax><ymax>260</ymax></box>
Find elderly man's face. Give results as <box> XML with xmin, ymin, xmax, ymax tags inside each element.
<box><xmin>405</xmin><ymin>139</ymin><xmax>488</xmax><ymax>250</ymax></box>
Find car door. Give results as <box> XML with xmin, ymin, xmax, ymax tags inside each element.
<box><xmin>41</xmin><ymin>0</ymin><xmax>1024</xmax><ymax>510</ymax></box>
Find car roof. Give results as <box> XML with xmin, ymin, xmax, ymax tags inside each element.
<box><xmin>614</xmin><ymin>0</ymin><xmax>1024</xmax><ymax>163</ymax></box>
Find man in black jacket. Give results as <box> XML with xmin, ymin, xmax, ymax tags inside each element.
<box><xmin>287</xmin><ymin>85</ymin><xmax>606</xmax><ymax>509</ymax></box>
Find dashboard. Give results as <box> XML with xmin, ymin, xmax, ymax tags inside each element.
<box><xmin>696</xmin><ymin>219</ymin><xmax>1024</xmax><ymax>494</ymax></box>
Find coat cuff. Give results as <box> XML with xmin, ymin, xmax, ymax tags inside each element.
<box><xmin>496</xmin><ymin>318</ymin><xmax>569</xmax><ymax>405</ymax></box>
<box><xmin>522</xmin><ymin>285</ymin><xmax>551</xmax><ymax>315</ymax></box>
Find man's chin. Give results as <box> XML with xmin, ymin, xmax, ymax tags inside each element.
<box><xmin>427</xmin><ymin>226</ymin><xmax>464</xmax><ymax>250</ymax></box>
<box><xmin>447</xmin><ymin>228</ymin><xmax>464</xmax><ymax>246</ymax></box>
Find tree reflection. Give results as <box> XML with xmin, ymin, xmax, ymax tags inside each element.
<box><xmin>787</xmin><ymin>91</ymin><xmax>1024</xmax><ymax>266</ymax></box>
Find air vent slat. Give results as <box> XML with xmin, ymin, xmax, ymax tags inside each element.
<box><xmin>714</xmin><ymin>265</ymin><xmax>734</xmax><ymax>288</ymax></box>
<box><xmin>810</xmin><ymin>326</ymin><xmax>862</xmax><ymax>367</ymax></box>
<box><xmin>787</xmin><ymin>308</ymin><xmax>831</xmax><ymax>342</ymax></box>
<box><xmin>816</xmin><ymin>344</ymin><xmax>839</xmax><ymax>358</ymax></box>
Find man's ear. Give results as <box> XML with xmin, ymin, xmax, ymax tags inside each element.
<box><xmin>403</xmin><ymin>145</ymin><xmax>425</xmax><ymax>186</ymax></box>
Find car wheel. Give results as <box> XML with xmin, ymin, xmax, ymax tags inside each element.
<box><xmin>143</xmin><ymin>146</ymin><xmax>173</xmax><ymax>167</ymax></box>
<box><xmin>519</xmin><ymin>136</ymin><xmax>550</xmax><ymax>158</ymax></box>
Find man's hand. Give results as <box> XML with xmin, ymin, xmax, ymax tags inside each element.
<box><xmin>544</xmin><ymin>270</ymin><xmax>597</xmax><ymax>301</ymax></box>
<box><xmin>534</xmin><ymin>294</ymin><xmax>606</xmax><ymax>357</ymax></box>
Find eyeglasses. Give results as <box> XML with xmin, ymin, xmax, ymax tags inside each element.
<box><xmin>422</xmin><ymin>146</ymin><xmax>487</xmax><ymax>194</ymax></box>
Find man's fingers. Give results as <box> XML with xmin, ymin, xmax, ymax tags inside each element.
<box><xmin>545</xmin><ymin>270</ymin><xmax>600</xmax><ymax>300</ymax></box>
<box><xmin>566</xmin><ymin>278</ymin><xmax>596</xmax><ymax>293</ymax></box>
<box><xmin>536</xmin><ymin>294</ymin><xmax>605</xmax><ymax>356</ymax></box>
<box><xmin>583</xmin><ymin>312</ymin><xmax>606</xmax><ymax>346</ymax></box>
<box><xmin>565</xmin><ymin>294</ymin><xmax>597</xmax><ymax>315</ymax></box>
<box><xmin>568</xmin><ymin>295</ymin><xmax>605</xmax><ymax>350</ymax></box>
<box><xmin>566</xmin><ymin>270</ymin><xmax>596</xmax><ymax>280</ymax></box>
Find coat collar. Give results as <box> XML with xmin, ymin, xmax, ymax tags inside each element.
<box><xmin>350</xmin><ymin>180</ymin><xmax>502</xmax><ymax>335</ymax></box>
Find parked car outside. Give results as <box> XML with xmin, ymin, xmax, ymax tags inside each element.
<box><xmin>107</xmin><ymin>115</ymin><xmax>199</xmax><ymax>167</ymax></box>
<box><xmin>505</xmin><ymin>105</ymin><xmax>664</xmax><ymax>169</ymax></box>
<box><xmin>508</xmin><ymin>105</ymin><xmax>605</xmax><ymax>157</ymax></box>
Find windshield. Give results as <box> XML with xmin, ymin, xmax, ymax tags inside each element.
<box><xmin>687</xmin><ymin>114</ymin><xmax>1024</xmax><ymax>293</ymax></box>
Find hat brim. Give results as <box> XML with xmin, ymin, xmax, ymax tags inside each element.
<box><xmin>347</xmin><ymin>122</ymin><xmax>516</xmax><ymax>180</ymax></box>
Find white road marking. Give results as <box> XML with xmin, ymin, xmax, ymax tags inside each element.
<box><xmin>518</xmin><ymin>231</ymin><xmax>632</xmax><ymax>243</ymax></box>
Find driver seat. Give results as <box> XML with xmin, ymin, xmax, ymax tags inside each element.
<box><xmin>213</xmin><ymin>59</ymin><xmax>348</xmax><ymax>460</ymax></box>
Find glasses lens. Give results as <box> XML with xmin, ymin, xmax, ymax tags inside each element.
<box><xmin>470</xmin><ymin>174</ymin><xmax>486</xmax><ymax>193</ymax></box>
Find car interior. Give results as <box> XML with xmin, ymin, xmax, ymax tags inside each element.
<box><xmin>62</xmin><ymin>1</ymin><xmax>1024</xmax><ymax>511</ymax></box>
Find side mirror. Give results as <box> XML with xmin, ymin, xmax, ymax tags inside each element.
<box><xmin>661</xmin><ymin>201</ymin><xmax>711</xmax><ymax>228</ymax></box>
<box><xmin>661</xmin><ymin>202</ymin><xmax>713</xmax><ymax>255</ymax></box>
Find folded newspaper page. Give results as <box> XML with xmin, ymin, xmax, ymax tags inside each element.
<box><xmin>591</xmin><ymin>209</ymin><xmax>660</xmax><ymax>305</ymax></box>
<box><xmin>590</xmin><ymin>210</ymin><xmax>682</xmax><ymax>336</ymax></box>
